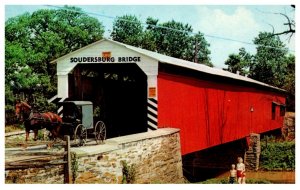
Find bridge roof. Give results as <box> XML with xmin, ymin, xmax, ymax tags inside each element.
<box><xmin>109</xmin><ymin>39</ymin><xmax>284</xmax><ymax>93</ymax></box>
<box><xmin>52</xmin><ymin>38</ymin><xmax>285</xmax><ymax>93</ymax></box>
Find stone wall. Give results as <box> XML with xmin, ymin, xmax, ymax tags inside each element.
<box><xmin>282</xmin><ymin>112</ymin><xmax>295</xmax><ymax>141</ymax></box>
<box><xmin>244</xmin><ymin>133</ymin><xmax>261</xmax><ymax>171</ymax></box>
<box><xmin>74</xmin><ymin>128</ymin><xmax>183</xmax><ymax>184</ymax></box>
<box><xmin>5</xmin><ymin>165</ymin><xmax>64</xmax><ymax>184</ymax></box>
<box><xmin>5</xmin><ymin>128</ymin><xmax>183</xmax><ymax>184</ymax></box>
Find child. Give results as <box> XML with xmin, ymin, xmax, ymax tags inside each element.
<box><xmin>236</xmin><ymin>157</ymin><xmax>246</xmax><ymax>184</ymax></box>
<box><xmin>229</xmin><ymin>164</ymin><xmax>237</xmax><ymax>184</ymax></box>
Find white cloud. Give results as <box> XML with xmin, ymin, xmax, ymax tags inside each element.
<box><xmin>196</xmin><ymin>6</ymin><xmax>260</xmax><ymax>40</ymax></box>
<box><xmin>193</xmin><ymin>6</ymin><xmax>261</xmax><ymax>68</ymax></box>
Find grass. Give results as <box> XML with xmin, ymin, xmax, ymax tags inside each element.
<box><xmin>197</xmin><ymin>177</ymin><xmax>272</xmax><ymax>184</ymax></box>
<box><xmin>5</xmin><ymin>130</ymin><xmax>51</xmax><ymax>148</ymax></box>
<box><xmin>5</xmin><ymin>124</ymin><xmax>24</xmax><ymax>133</ymax></box>
<box><xmin>5</xmin><ymin>138</ymin><xmax>50</xmax><ymax>148</ymax></box>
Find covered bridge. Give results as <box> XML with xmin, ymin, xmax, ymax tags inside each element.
<box><xmin>51</xmin><ymin>38</ymin><xmax>286</xmax><ymax>156</ymax></box>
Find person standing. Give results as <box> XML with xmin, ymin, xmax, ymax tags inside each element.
<box><xmin>229</xmin><ymin>164</ymin><xmax>237</xmax><ymax>184</ymax></box>
<box><xmin>236</xmin><ymin>157</ymin><xmax>246</xmax><ymax>184</ymax></box>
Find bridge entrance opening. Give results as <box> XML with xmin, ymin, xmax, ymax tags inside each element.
<box><xmin>67</xmin><ymin>63</ymin><xmax>148</xmax><ymax>138</ymax></box>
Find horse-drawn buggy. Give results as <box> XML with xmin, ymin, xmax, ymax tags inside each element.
<box><xmin>15</xmin><ymin>100</ymin><xmax>106</xmax><ymax>147</ymax></box>
<box><xmin>59</xmin><ymin>101</ymin><xmax>106</xmax><ymax>146</ymax></box>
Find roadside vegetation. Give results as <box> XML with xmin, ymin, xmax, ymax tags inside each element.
<box><xmin>260</xmin><ymin>136</ymin><xmax>295</xmax><ymax>171</ymax></box>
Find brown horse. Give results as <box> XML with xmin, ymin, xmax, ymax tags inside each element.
<box><xmin>15</xmin><ymin>100</ymin><xmax>62</xmax><ymax>142</ymax></box>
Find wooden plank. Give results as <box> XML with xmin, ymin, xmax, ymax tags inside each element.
<box><xmin>5</xmin><ymin>161</ymin><xmax>67</xmax><ymax>170</ymax></box>
<box><xmin>64</xmin><ymin>135</ymin><xmax>71</xmax><ymax>184</ymax></box>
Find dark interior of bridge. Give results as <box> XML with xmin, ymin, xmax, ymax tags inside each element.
<box><xmin>67</xmin><ymin>63</ymin><xmax>148</xmax><ymax>138</ymax></box>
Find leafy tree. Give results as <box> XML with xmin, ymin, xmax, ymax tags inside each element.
<box><xmin>111</xmin><ymin>15</ymin><xmax>143</xmax><ymax>47</ymax></box>
<box><xmin>148</xmin><ymin>19</ymin><xmax>193</xmax><ymax>58</ymax></box>
<box><xmin>5</xmin><ymin>6</ymin><xmax>105</xmax><ymax>116</ymax></box>
<box><xmin>224</xmin><ymin>54</ymin><xmax>242</xmax><ymax>74</ymax></box>
<box><xmin>282</xmin><ymin>54</ymin><xmax>295</xmax><ymax>95</ymax></box>
<box><xmin>5</xmin><ymin>41</ymin><xmax>40</xmax><ymax>92</ymax></box>
<box><xmin>184</xmin><ymin>32</ymin><xmax>212</xmax><ymax>66</ymax></box>
<box><xmin>224</xmin><ymin>47</ymin><xmax>252</xmax><ymax>76</ymax></box>
<box><xmin>281</xmin><ymin>54</ymin><xmax>295</xmax><ymax>111</ymax></box>
<box><xmin>139</xmin><ymin>30</ymin><xmax>157</xmax><ymax>51</ymax></box>
<box><xmin>111</xmin><ymin>15</ymin><xmax>212</xmax><ymax>66</ymax></box>
<box><xmin>146</xmin><ymin>18</ymin><xmax>212</xmax><ymax>66</ymax></box>
<box><xmin>224</xmin><ymin>32</ymin><xmax>295</xmax><ymax>110</ymax></box>
<box><xmin>6</xmin><ymin>6</ymin><xmax>104</xmax><ymax>75</ymax></box>
<box><xmin>251</xmin><ymin>32</ymin><xmax>288</xmax><ymax>87</ymax></box>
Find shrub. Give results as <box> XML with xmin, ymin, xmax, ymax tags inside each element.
<box><xmin>121</xmin><ymin>160</ymin><xmax>136</xmax><ymax>184</ymax></box>
<box><xmin>5</xmin><ymin>105</ymin><xmax>17</xmax><ymax>125</ymax></box>
<box><xmin>260</xmin><ymin>141</ymin><xmax>295</xmax><ymax>170</ymax></box>
<box><xmin>31</xmin><ymin>93</ymin><xmax>57</xmax><ymax>113</ymax></box>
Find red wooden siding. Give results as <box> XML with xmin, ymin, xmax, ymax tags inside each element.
<box><xmin>157</xmin><ymin>72</ymin><xmax>285</xmax><ymax>155</ymax></box>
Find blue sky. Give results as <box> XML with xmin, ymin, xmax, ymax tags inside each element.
<box><xmin>5</xmin><ymin>4</ymin><xmax>295</xmax><ymax>68</ymax></box>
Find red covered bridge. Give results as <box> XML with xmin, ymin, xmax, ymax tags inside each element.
<box><xmin>51</xmin><ymin>38</ymin><xmax>286</xmax><ymax>159</ymax></box>
<box><xmin>158</xmin><ymin>67</ymin><xmax>285</xmax><ymax>155</ymax></box>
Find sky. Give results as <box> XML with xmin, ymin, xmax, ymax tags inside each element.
<box><xmin>4</xmin><ymin>4</ymin><xmax>295</xmax><ymax>69</ymax></box>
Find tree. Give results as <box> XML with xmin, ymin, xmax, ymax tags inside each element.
<box><xmin>224</xmin><ymin>48</ymin><xmax>252</xmax><ymax>76</ymax></box>
<box><xmin>251</xmin><ymin>32</ymin><xmax>288</xmax><ymax>87</ymax></box>
<box><xmin>281</xmin><ymin>54</ymin><xmax>295</xmax><ymax>111</ymax></box>
<box><xmin>224</xmin><ymin>32</ymin><xmax>295</xmax><ymax>110</ymax></box>
<box><xmin>5</xmin><ymin>41</ymin><xmax>41</xmax><ymax>93</ymax></box>
<box><xmin>271</xmin><ymin>5</ymin><xmax>295</xmax><ymax>41</ymax></box>
<box><xmin>111</xmin><ymin>15</ymin><xmax>212</xmax><ymax>66</ymax></box>
<box><xmin>147</xmin><ymin>18</ymin><xmax>212</xmax><ymax>66</ymax></box>
<box><xmin>5</xmin><ymin>6</ymin><xmax>105</xmax><ymax>114</ymax></box>
<box><xmin>254</xmin><ymin>5</ymin><xmax>295</xmax><ymax>111</ymax></box>
<box><xmin>224</xmin><ymin>54</ymin><xmax>242</xmax><ymax>74</ymax></box>
<box><xmin>6</xmin><ymin>6</ymin><xmax>104</xmax><ymax>76</ymax></box>
<box><xmin>148</xmin><ymin>19</ymin><xmax>193</xmax><ymax>58</ymax></box>
<box><xmin>258</xmin><ymin>5</ymin><xmax>295</xmax><ymax>41</ymax></box>
<box><xmin>184</xmin><ymin>32</ymin><xmax>212</xmax><ymax>66</ymax></box>
<box><xmin>111</xmin><ymin>15</ymin><xmax>144</xmax><ymax>47</ymax></box>
<box><xmin>139</xmin><ymin>30</ymin><xmax>157</xmax><ymax>51</ymax></box>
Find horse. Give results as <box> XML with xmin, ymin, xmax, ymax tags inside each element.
<box><xmin>15</xmin><ymin>101</ymin><xmax>62</xmax><ymax>142</ymax></box>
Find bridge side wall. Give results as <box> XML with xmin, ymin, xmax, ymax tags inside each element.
<box><xmin>158</xmin><ymin>71</ymin><xmax>286</xmax><ymax>155</ymax></box>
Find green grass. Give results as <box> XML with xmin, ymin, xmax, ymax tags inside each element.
<box><xmin>197</xmin><ymin>178</ymin><xmax>272</xmax><ymax>184</ymax></box>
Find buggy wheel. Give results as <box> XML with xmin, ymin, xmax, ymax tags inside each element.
<box><xmin>74</xmin><ymin>124</ymin><xmax>87</xmax><ymax>146</ymax></box>
<box><xmin>94</xmin><ymin>121</ymin><xmax>106</xmax><ymax>144</ymax></box>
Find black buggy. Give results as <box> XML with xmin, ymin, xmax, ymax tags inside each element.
<box><xmin>59</xmin><ymin>101</ymin><xmax>106</xmax><ymax>146</ymax></box>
